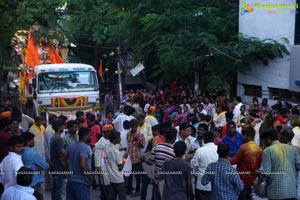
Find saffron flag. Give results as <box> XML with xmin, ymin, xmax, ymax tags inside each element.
<box><xmin>24</xmin><ymin>68</ymin><xmax>35</xmax><ymax>84</ymax></box>
<box><xmin>25</xmin><ymin>30</ymin><xmax>40</xmax><ymax>83</ymax></box>
<box><xmin>99</xmin><ymin>59</ymin><xmax>104</xmax><ymax>82</ymax></box>
<box><xmin>25</xmin><ymin>33</ymin><xmax>40</xmax><ymax>67</ymax></box>
<box><xmin>47</xmin><ymin>45</ymin><xmax>64</xmax><ymax>64</ymax></box>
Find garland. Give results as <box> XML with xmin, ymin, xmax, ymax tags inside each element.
<box><xmin>58</xmin><ymin>97</ymin><xmax>82</xmax><ymax>107</ymax></box>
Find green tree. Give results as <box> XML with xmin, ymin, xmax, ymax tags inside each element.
<box><xmin>0</xmin><ymin>0</ymin><xmax>67</xmax><ymax>102</ymax></box>
<box><xmin>110</xmin><ymin>0</ymin><xmax>289</xmax><ymax>92</ymax></box>
<box><xmin>0</xmin><ymin>0</ymin><xmax>66</xmax><ymax>65</ymax></box>
<box><xmin>1</xmin><ymin>0</ymin><xmax>290</xmax><ymax>94</ymax></box>
<box><xmin>41</xmin><ymin>0</ymin><xmax>292</xmax><ymax>93</ymax></box>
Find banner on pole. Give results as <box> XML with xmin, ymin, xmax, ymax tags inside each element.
<box><xmin>130</xmin><ymin>63</ymin><xmax>144</xmax><ymax>77</ymax></box>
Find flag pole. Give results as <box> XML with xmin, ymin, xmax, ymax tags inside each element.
<box><xmin>117</xmin><ymin>47</ymin><xmax>123</xmax><ymax>105</ymax></box>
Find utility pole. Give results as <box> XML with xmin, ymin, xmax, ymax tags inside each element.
<box><xmin>116</xmin><ymin>47</ymin><xmax>122</xmax><ymax>105</ymax></box>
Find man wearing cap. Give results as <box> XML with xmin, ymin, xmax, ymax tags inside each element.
<box><xmin>145</xmin><ymin>106</ymin><xmax>159</xmax><ymax>128</ymax></box>
<box><xmin>94</xmin><ymin>124</ymin><xmax>114</xmax><ymax>200</ymax></box>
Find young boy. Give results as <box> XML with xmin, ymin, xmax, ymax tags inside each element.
<box><xmin>158</xmin><ymin>141</ymin><xmax>192</xmax><ymax>200</ymax></box>
<box><xmin>0</xmin><ymin>135</ymin><xmax>25</xmax><ymax>190</ymax></box>
<box><xmin>1</xmin><ymin>166</ymin><xmax>36</xmax><ymax>200</ymax></box>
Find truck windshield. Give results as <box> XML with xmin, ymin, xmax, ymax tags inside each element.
<box><xmin>38</xmin><ymin>71</ymin><xmax>98</xmax><ymax>94</ymax></box>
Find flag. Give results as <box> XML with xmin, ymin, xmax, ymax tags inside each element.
<box><xmin>25</xmin><ymin>31</ymin><xmax>40</xmax><ymax>67</ymax></box>
<box><xmin>47</xmin><ymin>45</ymin><xmax>64</xmax><ymax>64</ymax></box>
<box><xmin>99</xmin><ymin>59</ymin><xmax>104</xmax><ymax>82</ymax></box>
<box><xmin>25</xmin><ymin>30</ymin><xmax>40</xmax><ymax>83</ymax></box>
<box><xmin>24</xmin><ymin>68</ymin><xmax>35</xmax><ymax>84</ymax></box>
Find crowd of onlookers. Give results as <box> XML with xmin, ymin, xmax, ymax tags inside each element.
<box><xmin>0</xmin><ymin>86</ymin><xmax>300</xmax><ymax>200</ymax></box>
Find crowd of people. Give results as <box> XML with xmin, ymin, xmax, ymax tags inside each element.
<box><xmin>0</xmin><ymin>86</ymin><xmax>300</xmax><ymax>200</ymax></box>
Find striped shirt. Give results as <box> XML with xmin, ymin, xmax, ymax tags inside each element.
<box><xmin>149</xmin><ymin>142</ymin><xmax>175</xmax><ymax>176</ymax></box>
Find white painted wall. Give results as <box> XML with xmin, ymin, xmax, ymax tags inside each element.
<box><xmin>237</xmin><ymin>0</ymin><xmax>297</xmax><ymax>100</ymax></box>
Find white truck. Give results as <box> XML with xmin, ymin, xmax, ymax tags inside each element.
<box><xmin>27</xmin><ymin>63</ymin><xmax>100</xmax><ymax>118</ymax></box>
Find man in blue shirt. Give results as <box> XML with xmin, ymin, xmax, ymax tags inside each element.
<box><xmin>22</xmin><ymin>132</ymin><xmax>49</xmax><ymax>200</ymax></box>
<box><xmin>222</xmin><ymin>121</ymin><xmax>244</xmax><ymax>157</ymax></box>
<box><xmin>201</xmin><ymin>142</ymin><xmax>244</xmax><ymax>200</ymax></box>
<box><xmin>65</xmin><ymin>127</ymin><xmax>93</xmax><ymax>200</ymax></box>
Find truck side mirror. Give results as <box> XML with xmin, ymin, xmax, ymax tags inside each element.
<box><xmin>32</xmin><ymin>78</ymin><xmax>36</xmax><ymax>88</ymax></box>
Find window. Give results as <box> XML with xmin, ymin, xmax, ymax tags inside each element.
<box><xmin>295</xmin><ymin>0</ymin><xmax>300</xmax><ymax>44</ymax></box>
<box><xmin>244</xmin><ymin>84</ymin><xmax>262</xmax><ymax>97</ymax></box>
<box><xmin>38</xmin><ymin>71</ymin><xmax>98</xmax><ymax>94</ymax></box>
<box><xmin>268</xmin><ymin>87</ymin><xmax>300</xmax><ymax>102</ymax></box>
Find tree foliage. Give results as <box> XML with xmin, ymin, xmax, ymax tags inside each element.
<box><xmin>0</xmin><ymin>0</ymin><xmax>66</xmax><ymax>66</ymax></box>
<box><xmin>1</xmin><ymin>0</ymin><xmax>290</xmax><ymax>92</ymax></box>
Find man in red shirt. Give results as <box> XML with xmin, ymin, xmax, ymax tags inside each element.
<box><xmin>228</xmin><ymin>126</ymin><xmax>262</xmax><ymax>200</ymax></box>
<box><xmin>87</xmin><ymin>114</ymin><xmax>101</xmax><ymax>146</ymax></box>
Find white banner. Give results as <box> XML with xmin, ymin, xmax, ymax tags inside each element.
<box><xmin>130</xmin><ymin>63</ymin><xmax>144</xmax><ymax>77</ymax></box>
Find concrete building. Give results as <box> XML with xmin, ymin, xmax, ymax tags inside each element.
<box><xmin>237</xmin><ymin>0</ymin><xmax>300</xmax><ymax>104</ymax></box>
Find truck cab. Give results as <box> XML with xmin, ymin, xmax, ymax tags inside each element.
<box><xmin>30</xmin><ymin>63</ymin><xmax>100</xmax><ymax>118</ymax></box>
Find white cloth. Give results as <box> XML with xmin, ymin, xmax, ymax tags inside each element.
<box><xmin>29</xmin><ymin>125</ymin><xmax>45</xmax><ymax>160</ymax></box>
<box><xmin>191</xmin><ymin>142</ymin><xmax>218</xmax><ymax>191</ymax></box>
<box><xmin>112</xmin><ymin>113</ymin><xmax>134</xmax><ymax>132</ymax></box>
<box><xmin>233</xmin><ymin>102</ymin><xmax>243</xmax><ymax>123</ymax></box>
<box><xmin>175</xmin><ymin>134</ymin><xmax>196</xmax><ymax>158</ymax></box>
<box><xmin>138</xmin><ymin>123</ymin><xmax>153</xmax><ymax>155</ymax></box>
<box><xmin>0</xmin><ymin>184</ymin><xmax>36</xmax><ymax>200</ymax></box>
<box><xmin>144</xmin><ymin>103</ymin><xmax>150</xmax><ymax>113</ymax></box>
<box><xmin>20</xmin><ymin>114</ymin><xmax>34</xmax><ymax>132</ymax></box>
<box><xmin>0</xmin><ymin>152</ymin><xmax>24</xmax><ymax>190</ymax></box>
<box><xmin>180</xmin><ymin>104</ymin><xmax>192</xmax><ymax>113</ymax></box>
<box><xmin>144</xmin><ymin>115</ymin><xmax>158</xmax><ymax>128</ymax></box>
<box><xmin>94</xmin><ymin>137</ymin><xmax>110</xmax><ymax>185</ymax></box>
<box><xmin>132</xmin><ymin>103</ymin><xmax>144</xmax><ymax>116</ymax></box>
<box><xmin>189</xmin><ymin>139</ymin><xmax>203</xmax><ymax>152</ymax></box>
<box><xmin>118</xmin><ymin>130</ymin><xmax>129</xmax><ymax>150</ymax></box>
<box><xmin>213</xmin><ymin>111</ymin><xmax>227</xmax><ymax>128</ymax></box>
<box><xmin>254</xmin><ymin>121</ymin><xmax>262</xmax><ymax>146</ymax></box>
<box><xmin>104</xmin><ymin>143</ymin><xmax>124</xmax><ymax>183</ymax></box>
<box><xmin>292</xmin><ymin>127</ymin><xmax>300</xmax><ymax>147</ymax></box>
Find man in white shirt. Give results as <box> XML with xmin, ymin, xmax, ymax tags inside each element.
<box><xmin>233</xmin><ymin>96</ymin><xmax>243</xmax><ymax>124</ymax></box>
<box><xmin>113</xmin><ymin>105</ymin><xmax>135</xmax><ymax>132</ymax></box>
<box><xmin>175</xmin><ymin>122</ymin><xmax>195</xmax><ymax>160</ymax></box>
<box><xmin>104</xmin><ymin>130</ymin><xmax>128</xmax><ymax>200</ymax></box>
<box><xmin>0</xmin><ymin>135</ymin><xmax>24</xmax><ymax>190</ymax></box>
<box><xmin>1</xmin><ymin>166</ymin><xmax>36</xmax><ymax>200</ymax></box>
<box><xmin>94</xmin><ymin>124</ymin><xmax>113</xmax><ymax>200</ymax></box>
<box><xmin>191</xmin><ymin>131</ymin><xmax>218</xmax><ymax>200</ymax></box>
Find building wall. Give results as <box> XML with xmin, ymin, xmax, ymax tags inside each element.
<box><xmin>237</xmin><ymin>0</ymin><xmax>298</xmax><ymax>102</ymax></box>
